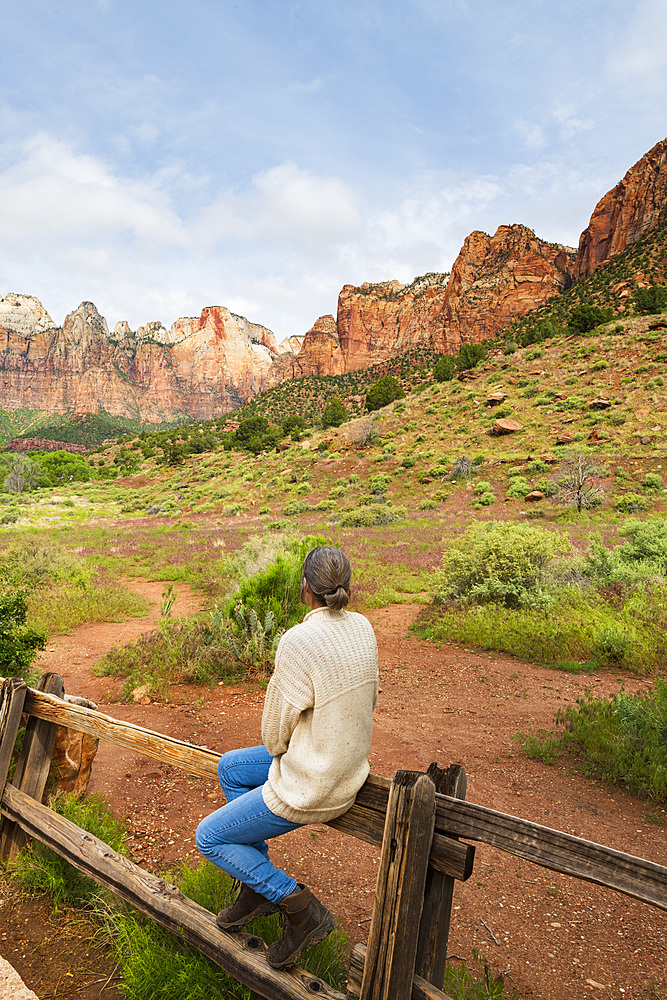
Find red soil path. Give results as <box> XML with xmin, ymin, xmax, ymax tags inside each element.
<box><xmin>2</xmin><ymin>580</ymin><xmax>666</xmax><ymax>999</ymax></box>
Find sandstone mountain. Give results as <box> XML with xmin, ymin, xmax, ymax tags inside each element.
<box><xmin>0</xmin><ymin>298</ymin><xmax>287</xmax><ymax>421</ymax></box>
<box><xmin>269</xmin><ymin>224</ymin><xmax>572</xmax><ymax>383</ymax></box>
<box><xmin>1</xmin><ymin>137</ymin><xmax>666</xmax><ymax>425</ymax></box>
<box><xmin>573</xmin><ymin>137</ymin><xmax>667</xmax><ymax>279</ymax></box>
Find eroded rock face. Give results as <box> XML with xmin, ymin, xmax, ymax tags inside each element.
<box><xmin>574</xmin><ymin>137</ymin><xmax>667</xmax><ymax>278</ymax></box>
<box><xmin>0</xmin><ymin>292</ymin><xmax>56</xmax><ymax>337</ymax></box>
<box><xmin>332</xmin><ymin>226</ymin><xmax>572</xmax><ymax>374</ymax></box>
<box><xmin>335</xmin><ymin>275</ymin><xmax>451</xmax><ymax>371</ymax></box>
<box><xmin>0</xmin><ymin>298</ymin><xmax>281</xmax><ymax>421</ymax></box>
<box><xmin>266</xmin><ymin>314</ymin><xmax>344</xmax><ymax>385</ymax></box>
<box><xmin>442</xmin><ymin>225</ymin><xmax>573</xmax><ymax>348</ymax></box>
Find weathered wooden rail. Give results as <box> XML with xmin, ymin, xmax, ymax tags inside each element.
<box><xmin>1</xmin><ymin>673</ymin><xmax>666</xmax><ymax>1000</ymax></box>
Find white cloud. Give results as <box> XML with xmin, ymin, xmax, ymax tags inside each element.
<box><xmin>0</xmin><ymin>133</ymin><xmax>185</xmax><ymax>246</ymax></box>
<box><xmin>514</xmin><ymin>119</ymin><xmax>546</xmax><ymax>152</ymax></box>
<box><xmin>607</xmin><ymin>0</ymin><xmax>667</xmax><ymax>91</ymax></box>
<box><xmin>194</xmin><ymin>162</ymin><xmax>363</xmax><ymax>248</ymax></box>
<box><xmin>285</xmin><ymin>78</ymin><xmax>323</xmax><ymax>95</ymax></box>
<box><xmin>372</xmin><ymin>171</ymin><xmax>502</xmax><ymax>251</ymax></box>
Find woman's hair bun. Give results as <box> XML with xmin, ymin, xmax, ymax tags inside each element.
<box><xmin>301</xmin><ymin>547</ymin><xmax>351</xmax><ymax>609</ymax></box>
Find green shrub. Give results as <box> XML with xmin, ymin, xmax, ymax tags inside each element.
<box><xmin>568</xmin><ymin>304</ymin><xmax>612</xmax><ymax>333</ymax></box>
<box><xmin>456</xmin><ymin>343</ymin><xmax>487</xmax><ymax>371</ymax></box>
<box><xmin>614</xmin><ymin>493</ymin><xmax>649</xmax><ymax>514</ymax></box>
<box><xmin>435</xmin><ymin>521</ymin><xmax>569</xmax><ymax>609</ymax></box>
<box><xmin>321</xmin><ymin>398</ymin><xmax>349</xmax><ymax>429</ymax></box>
<box><xmin>0</xmin><ymin>590</ymin><xmax>46</xmax><ymax>679</ymax></box>
<box><xmin>591</xmin><ymin>623</ymin><xmax>637</xmax><ymax>666</ymax></box>
<box><xmin>642</xmin><ymin>473</ymin><xmax>663</xmax><ymax>493</ymax></box>
<box><xmin>226</xmin><ymin>535</ymin><xmax>327</xmax><ymax>632</ymax></box>
<box><xmin>365</xmin><ymin>375</ymin><xmax>405</xmax><ymax>412</ymax></box>
<box><xmin>634</xmin><ymin>283</ymin><xmax>667</xmax><ymax>315</ymax></box>
<box><xmin>585</xmin><ymin>519</ymin><xmax>667</xmax><ymax>585</ymax></box>
<box><xmin>339</xmin><ymin>505</ymin><xmax>405</xmax><ymax>527</ymax></box>
<box><xmin>472</xmin><ymin>491</ymin><xmax>495</xmax><ymax>509</ymax></box>
<box><xmin>369</xmin><ymin>473</ymin><xmax>391</xmax><ymax>495</ymax></box>
<box><xmin>556</xmin><ymin>682</ymin><xmax>667</xmax><ymax>801</ymax></box>
<box><xmin>505</xmin><ymin>476</ymin><xmax>531</xmax><ymax>500</ymax></box>
<box><xmin>433</xmin><ymin>356</ymin><xmax>457</xmax><ymax>382</ymax></box>
<box><xmin>283</xmin><ymin>500</ymin><xmax>310</xmax><ymax>516</ymax></box>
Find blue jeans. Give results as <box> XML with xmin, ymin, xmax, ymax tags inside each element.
<box><xmin>195</xmin><ymin>745</ymin><xmax>302</xmax><ymax>903</ymax></box>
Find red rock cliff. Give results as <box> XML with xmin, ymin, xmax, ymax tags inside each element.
<box><xmin>332</xmin><ymin>225</ymin><xmax>572</xmax><ymax>373</ymax></box>
<box><xmin>574</xmin><ymin>137</ymin><xmax>667</xmax><ymax>278</ymax></box>
<box><xmin>266</xmin><ymin>314</ymin><xmax>344</xmax><ymax>386</ymax></box>
<box><xmin>442</xmin><ymin>225</ymin><xmax>572</xmax><ymax>346</ymax></box>
<box><xmin>0</xmin><ymin>296</ymin><xmax>280</xmax><ymax>421</ymax></box>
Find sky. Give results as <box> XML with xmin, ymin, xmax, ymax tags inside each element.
<box><xmin>1</xmin><ymin>0</ymin><xmax>666</xmax><ymax>343</ymax></box>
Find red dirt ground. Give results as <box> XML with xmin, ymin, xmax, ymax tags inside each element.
<box><xmin>2</xmin><ymin>579</ymin><xmax>666</xmax><ymax>1000</ymax></box>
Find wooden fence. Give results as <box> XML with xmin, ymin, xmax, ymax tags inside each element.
<box><xmin>1</xmin><ymin>673</ymin><xmax>666</xmax><ymax>1000</ymax></box>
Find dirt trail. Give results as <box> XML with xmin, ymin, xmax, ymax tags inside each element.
<box><xmin>2</xmin><ymin>583</ymin><xmax>667</xmax><ymax>999</ymax></box>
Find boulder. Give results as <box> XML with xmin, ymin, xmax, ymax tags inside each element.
<box><xmin>556</xmin><ymin>433</ymin><xmax>574</xmax><ymax>445</ymax></box>
<box><xmin>51</xmin><ymin>727</ymin><xmax>100</xmax><ymax>797</ymax></box>
<box><xmin>490</xmin><ymin>418</ymin><xmax>523</xmax><ymax>436</ymax></box>
<box><xmin>525</xmin><ymin>491</ymin><xmax>546</xmax><ymax>502</ymax></box>
<box><xmin>589</xmin><ymin>398</ymin><xmax>612</xmax><ymax>410</ymax></box>
<box><xmin>485</xmin><ymin>392</ymin><xmax>507</xmax><ymax>406</ymax></box>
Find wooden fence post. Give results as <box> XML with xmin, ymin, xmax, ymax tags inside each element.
<box><xmin>0</xmin><ymin>678</ymin><xmax>28</xmax><ymax>836</ymax></box>
<box><xmin>360</xmin><ymin>770</ymin><xmax>436</xmax><ymax>1000</ymax></box>
<box><xmin>414</xmin><ymin>763</ymin><xmax>467</xmax><ymax>987</ymax></box>
<box><xmin>0</xmin><ymin>672</ymin><xmax>64</xmax><ymax>861</ymax></box>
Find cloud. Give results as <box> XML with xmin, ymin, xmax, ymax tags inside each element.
<box><xmin>0</xmin><ymin>133</ymin><xmax>365</xmax><ymax>335</ymax></box>
<box><xmin>0</xmin><ymin>133</ymin><xmax>184</xmax><ymax>247</ymax></box>
<box><xmin>607</xmin><ymin>0</ymin><xmax>667</xmax><ymax>92</ymax></box>
<box><xmin>194</xmin><ymin>161</ymin><xmax>363</xmax><ymax>248</ymax></box>
<box><xmin>371</xmin><ymin>171</ymin><xmax>502</xmax><ymax>252</ymax></box>
<box><xmin>285</xmin><ymin>78</ymin><xmax>323</xmax><ymax>95</ymax></box>
<box><xmin>514</xmin><ymin>119</ymin><xmax>546</xmax><ymax>152</ymax></box>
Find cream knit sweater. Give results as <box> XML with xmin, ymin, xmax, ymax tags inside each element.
<box><xmin>261</xmin><ymin>606</ymin><xmax>378</xmax><ymax>824</ymax></box>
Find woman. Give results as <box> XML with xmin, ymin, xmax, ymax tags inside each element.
<box><xmin>196</xmin><ymin>545</ymin><xmax>378</xmax><ymax>969</ymax></box>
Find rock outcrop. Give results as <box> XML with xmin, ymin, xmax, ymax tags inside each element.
<box><xmin>8</xmin><ymin>437</ymin><xmax>89</xmax><ymax>453</ymax></box>
<box><xmin>574</xmin><ymin>137</ymin><xmax>667</xmax><ymax>278</ymax></box>
<box><xmin>266</xmin><ymin>314</ymin><xmax>344</xmax><ymax>385</ymax></box>
<box><xmin>327</xmin><ymin>226</ymin><xmax>572</xmax><ymax>374</ymax></box>
<box><xmin>0</xmin><ymin>295</ymin><xmax>282</xmax><ymax>421</ymax></box>
<box><xmin>441</xmin><ymin>225</ymin><xmax>573</xmax><ymax>347</ymax></box>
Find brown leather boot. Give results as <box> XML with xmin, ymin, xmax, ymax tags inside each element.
<box><xmin>266</xmin><ymin>884</ymin><xmax>334</xmax><ymax>969</ymax></box>
<box><xmin>216</xmin><ymin>883</ymin><xmax>278</xmax><ymax>931</ymax></box>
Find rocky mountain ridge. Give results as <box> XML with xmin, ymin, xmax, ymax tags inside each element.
<box><xmin>0</xmin><ymin>298</ymin><xmax>291</xmax><ymax>421</ymax></box>
<box><xmin>1</xmin><ymin>136</ymin><xmax>665</xmax><ymax>424</ymax></box>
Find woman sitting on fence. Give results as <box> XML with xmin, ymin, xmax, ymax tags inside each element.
<box><xmin>195</xmin><ymin>545</ymin><xmax>379</xmax><ymax>969</ymax></box>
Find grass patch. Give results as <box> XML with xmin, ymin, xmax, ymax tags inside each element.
<box><xmin>93</xmin><ymin>613</ymin><xmax>242</xmax><ymax>699</ymax></box>
<box><xmin>5</xmin><ymin>794</ymin><xmax>349</xmax><ymax>999</ymax></box>
<box><xmin>28</xmin><ymin>578</ymin><xmax>150</xmax><ymax>634</ymax></box>
<box><xmin>111</xmin><ymin>860</ymin><xmax>349</xmax><ymax>998</ymax></box>
<box><xmin>512</xmin><ymin>729</ymin><xmax>561</xmax><ymax>764</ymax></box>
<box><xmin>6</xmin><ymin>792</ymin><xmax>128</xmax><ymax>907</ymax></box>
<box><xmin>555</xmin><ymin>682</ymin><xmax>667</xmax><ymax>802</ymax></box>
<box><xmin>443</xmin><ymin>951</ymin><xmax>517</xmax><ymax>999</ymax></box>
<box><xmin>415</xmin><ymin>585</ymin><xmax>667</xmax><ymax>674</ymax></box>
